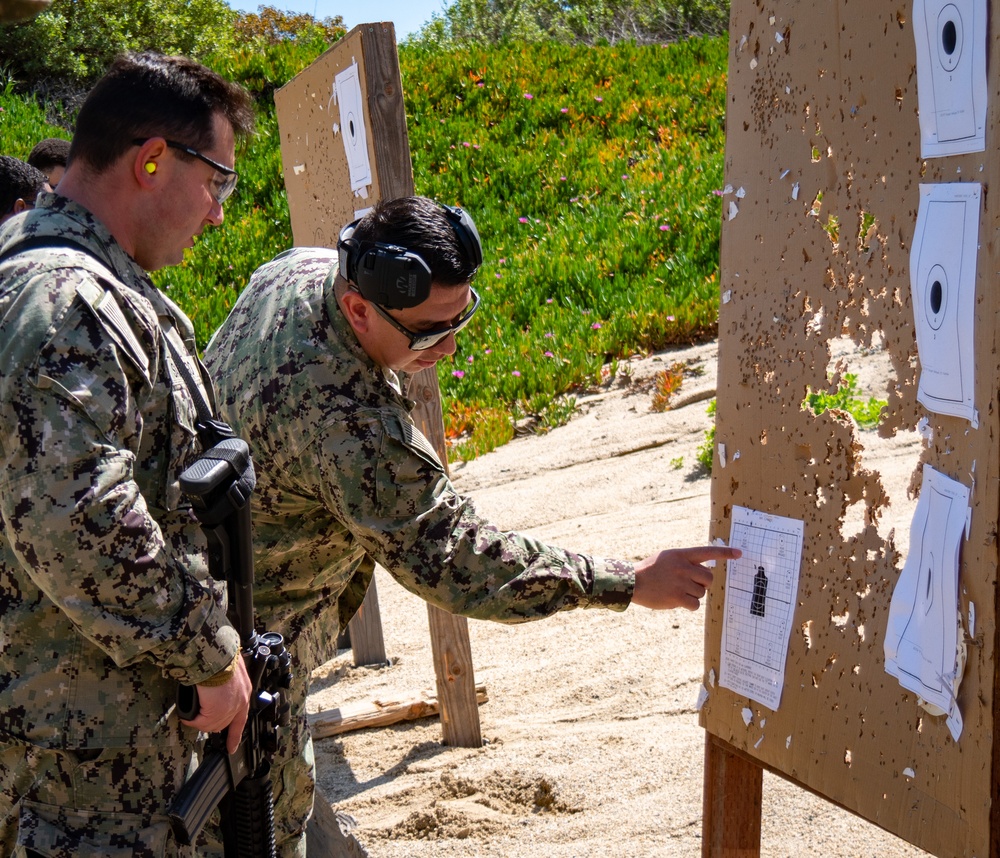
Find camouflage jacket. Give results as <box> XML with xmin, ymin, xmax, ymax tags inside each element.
<box><xmin>205</xmin><ymin>247</ymin><xmax>634</xmax><ymax>671</ymax></box>
<box><xmin>0</xmin><ymin>195</ymin><xmax>239</xmax><ymax>750</ymax></box>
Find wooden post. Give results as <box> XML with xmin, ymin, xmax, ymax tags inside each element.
<box><xmin>408</xmin><ymin>368</ymin><xmax>483</xmax><ymax>748</ymax></box>
<box><xmin>702</xmin><ymin>734</ymin><xmax>762</xmax><ymax>858</ymax></box>
<box><xmin>359</xmin><ymin>21</ymin><xmax>483</xmax><ymax>749</ymax></box>
<box><xmin>345</xmin><ymin>575</ymin><xmax>386</xmax><ymax>667</ymax></box>
<box><xmin>274</xmin><ymin>21</ymin><xmax>483</xmax><ymax>747</ymax></box>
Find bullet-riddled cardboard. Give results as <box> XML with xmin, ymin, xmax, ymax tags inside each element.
<box><xmin>274</xmin><ymin>22</ymin><xmax>414</xmax><ymax>246</ymax></box>
<box><xmin>702</xmin><ymin>2</ymin><xmax>999</xmax><ymax>856</ymax></box>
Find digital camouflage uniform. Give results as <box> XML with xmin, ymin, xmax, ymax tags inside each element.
<box><xmin>0</xmin><ymin>194</ymin><xmax>240</xmax><ymax>857</ymax></box>
<box><xmin>204</xmin><ymin>246</ymin><xmax>637</xmax><ymax>857</ymax></box>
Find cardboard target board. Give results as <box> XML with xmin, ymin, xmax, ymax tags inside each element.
<box><xmin>274</xmin><ymin>23</ymin><xmax>412</xmax><ymax>247</ymax></box>
<box><xmin>701</xmin><ymin>0</ymin><xmax>999</xmax><ymax>855</ymax></box>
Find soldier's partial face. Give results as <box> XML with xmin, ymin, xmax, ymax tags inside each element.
<box><xmin>372</xmin><ymin>284</ymin><xmax>471</xmax><ymax>374</ymax></box>
<box><xmin>146</xmin><ymin>113</ymin><xmax>234</xmax><ymax>270</ymax></box>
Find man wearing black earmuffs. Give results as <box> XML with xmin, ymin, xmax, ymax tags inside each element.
<box><xmin>205</xmin><ymin>194</ymin><xmax>740</xmax><ymax>857</ymax></box>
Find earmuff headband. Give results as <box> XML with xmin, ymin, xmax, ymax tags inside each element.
<box><xmin>336</xmin><ymin>202</ymin><xmax>484</xmax><ymax>310</ymax></box>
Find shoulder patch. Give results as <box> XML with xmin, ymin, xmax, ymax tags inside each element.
<box><xmin>76</xmin><ymin>279</ymin><xmax>150</xmax><ymax>377</ymax></box>
<box><xmin>398</xmin><ymin>419</ymin><xmax>444</xmax><ymax>469</ymax></box>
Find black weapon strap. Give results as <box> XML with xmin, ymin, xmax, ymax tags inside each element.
<box><xmin>0</xmin><ymin>235</ymin><xmax>233</xmax><ymax>448</ymax></box>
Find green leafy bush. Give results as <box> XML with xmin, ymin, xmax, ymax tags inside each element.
<box><xmin>0</xmin><ymin>0</ymin><xmax>237</xmax><ymax>88</ymax></box>
<box><xmin>408</xmin><ymin>0</ymin><xmax>730</xmax><ymax>49</ymax></box>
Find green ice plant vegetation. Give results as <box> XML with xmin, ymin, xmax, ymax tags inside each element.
<box><xmin>2</xmin><ymin>9</ymin><xmax>728</xmax><ymax>461</ymax></box>
<box><xmin>804</xmin><ymin>374</ymin><xmax>886</xmax><ymax>429</ymax></box>
<box><xmin>696</xmin><ymin>398</ymin><xmax>715</xmax><ymax>473</ymax></box>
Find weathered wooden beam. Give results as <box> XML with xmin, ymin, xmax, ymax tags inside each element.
<box><xmin>309</xmin><ymin>684</ymin><xmax>488</xmax><ymax>739</ymax></box>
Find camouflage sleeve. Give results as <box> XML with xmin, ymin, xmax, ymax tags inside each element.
<box><xmin>310</xmin><ymin>406</ymin><xmax>635</xmax><ymax>623</ymax></box>
<box><xmin>0</xmin><ymin>276</ymin><xmax>239</xmax><ymax>683</ymax></box>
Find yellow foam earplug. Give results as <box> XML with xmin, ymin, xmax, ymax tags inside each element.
<box><xmin>145</xmin><ymin>162</ymin><xmax>156</xmax><ymax>174</ymax></box>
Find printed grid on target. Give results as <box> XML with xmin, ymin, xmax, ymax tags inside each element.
<box><xmin>725</xmin><ymin>522</ymin><xmax>798</xmax><ymax>671</ymax></box>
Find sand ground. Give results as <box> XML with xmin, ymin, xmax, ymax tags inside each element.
<box><xmin>306</xmin><ymin>338</ymin><xmax>931</xmax><ymax>857</ymax></box>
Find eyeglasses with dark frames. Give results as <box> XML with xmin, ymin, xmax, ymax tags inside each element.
<box><xmin>368</xmin><ymin>288</ymin><xmax>481</xmax><ymax>351</ymax></box>
<box><xmin>132</xmin><ymin>138</ymin><xmax>238</xmax><ymax>204</ymax></box>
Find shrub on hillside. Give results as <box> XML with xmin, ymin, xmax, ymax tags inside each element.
<box><xmin>0</xmin><ymin>0</ymin><xmax>236</xmax><ymax>88</ymax></box>
<box><xmin>409</xmin><ymin>0</ymin><xmax>730</xmax><ymax>49</ymax></box>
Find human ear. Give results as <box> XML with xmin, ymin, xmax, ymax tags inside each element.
<box><xmin>339</xmin><ymin>286</ymin><xmax>373</xmax><ymax>335</ymax></box>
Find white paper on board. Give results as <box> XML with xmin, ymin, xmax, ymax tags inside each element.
<box><xmin>913</xmin><ymin>0</ymin><xmax>987</xmax><ymax>158</ymax></box>
<box><xmin>719</xmin><ymin>507</ymin><xmax>804</xmax><ymax>711</ymax></box>
<box><xmin>332</xmin><ymin>62</ymin><xmax>373</xmax><ymax>194</ymax></box>
<box><xmin>884</xmin><ymin>464</ymin><xmax>969</xmax><ymax>740</ymax></box>
<box><xmin>910</xmin><ymin>182</ymin><xmax>980</xmax><ymax>426</ymax></box>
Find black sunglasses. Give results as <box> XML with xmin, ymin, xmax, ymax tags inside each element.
<box><xmin>369</xmin><ymin>288</ymin><xmax>481</xmax><ymax>351</ymax></box>
<box><xmin>132</xmin><ymin>138</ymin><xmax>238</xmax><ymax>204</ymax></box>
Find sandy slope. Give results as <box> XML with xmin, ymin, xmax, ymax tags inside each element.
<box><xmin>307</xmin><ymin>338</ymin><xmax>930</xmax><ymax>857</ymax></box>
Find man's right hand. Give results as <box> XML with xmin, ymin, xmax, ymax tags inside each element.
<box><xmin>182</xmin><ymin>655</ymin><xmax>252</xmax><ymax>754</ymax></box>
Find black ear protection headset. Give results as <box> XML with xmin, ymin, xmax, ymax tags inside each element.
<box><xmin>336</xmin><ymin>203</ymin><xmax>483</xmax><ymax>309</ymax></box>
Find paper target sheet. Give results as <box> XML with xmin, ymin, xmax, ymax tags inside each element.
<box><xmin>720</xmin><ymin>506</ymin><xmax>804</xmax><ymax>710</ymax></box>
<box><xmin>910</xmin><ymin>182</ymin><xmax>981</xmax><ymax>426</ymax></box>
<box><xmin>913</xmin><ymin>0</ymin><xmax>987</xmax><ymax>158</ymax></box>
<box><xmin>884</xmin><ymin>464</ymin><xmax>970</xmax><ymax>741</ymax></box>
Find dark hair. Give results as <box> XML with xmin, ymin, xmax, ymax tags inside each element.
<box><xmin>70</xmin><ymin>52</ymin><xmax>256</xmax><ymax>175</ymax></box>
<box><xmin>0</xmin><ymin>156</ymin><xmax>48</xmax><ymax>216</ymax></box>
<box><xmin>26</xmin><ymin>137</ymin><xmax>70</xmax><ymax>172</ymax></box>
<box><xmin>351</xmin><ymin>196</ymin><xmax>481</xmax><ymax>286</ymax></box>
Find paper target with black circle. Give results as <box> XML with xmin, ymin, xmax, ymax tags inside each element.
<box><xmin>913</xmin><ymin>0</ymin><xmax>986</xmax><ymax>158</ymax></box>
<box><xmin>910</xmin><ymin>183</ymin><xmax>980</xmax><ymax>426</ymax></box>
<box><xmin>333</xmin><ymin>61</ymin><xmax>373</xmax><ymax>195</ymax></box>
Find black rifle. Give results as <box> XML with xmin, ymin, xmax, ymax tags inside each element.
<box><xmin>168</xmin><ymin>437</ymin><xmax>292</xmax><ymax>858</ymax></box>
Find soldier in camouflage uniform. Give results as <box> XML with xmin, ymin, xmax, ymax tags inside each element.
<box><xmin>0</xmin><ymin>53</ymin><xmax>256</xmax><ymax>857</ymax></box>
<box><xmin>205</xmin><ymin>195</ymin><xmax>740</xmax><ymax>857</ymax></box>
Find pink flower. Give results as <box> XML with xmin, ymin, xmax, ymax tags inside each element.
<box><xmin>524</xmin><ymin>93</ymin><xmax>534</xmax><ymax>100</ymax></box>
<box><xmin>452</xmin><ymin>370</ymin><xmax>465</xmax><ymax>378</ymax></box>
<box><xmin>560</xmin><ymin>176</ymin><xmax>567</xmax><ymax>181</ymax></box>
<box><xmin>591</xmin><ymin>322</ymin><xmax>602</xmax><ymax>329</ymax></box>
<box><xmin>518</xmin><ymin>217</ymin><xmax>529</xmax><ymax>223</ymax></box>
<box><xmin>546</xmin><ymin>298</ymin><xmax>554</xmax><ymax>304</ymax></box>
<box><xmin>467</xmin><ymin>355</ymin><xmax>474</xmax><ymax>363</ymax></box>
<box><xmin>462</xmin><ymin>141</ymin><xmax>471</xmax><ymax>147</ymax></box>
<box><xmin>544</xmin><ymin>332</ymin><xmax>554</xmax><ymax>338</ymax></box>
<box><xmin>484</xmin><ymin>349</ymin><xmax>492</xmax><ymax>354</ymax></box>
<box><xmin>544</xmin><ymin>351</ymin><xmax>554</xmax><ymax>358</ymax></box>
<box><xmin>595</xmin><ymin>96</ymin><xmax>603</xmax><ymax>102</ymax></box>
<box><xmin>659</xmin><ymin>224</ymin><xmax>671</xmax><ymax>231</ymax></box>
<box><xmin>495</xmin><ymin>272</ymin><xmax>502</xmax><ymax>278</ymax></box>
<box><xmin>666</xmin><ymin>315</ymin><xmax>676</xmax><ymax>322</ymax></box>
<box><xmin>560</xmin><ymin>107</ymin><xmax>569</xmax><ymax>113</ymax></box>
<box><xmin>512</xmin><ymin>370</ymin><xmax>521</xmax><ymax>377</ymax></box>
<box><xmin>477</xmin><ymin>82</ymin><xmax>484</xmax><ymax>87</ymax></box>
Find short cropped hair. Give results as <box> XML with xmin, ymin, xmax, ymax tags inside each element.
<box><xmin>71</xmin><ymin>51</ymin><xmax>256</xmax><ymax>175</ymax></box>
<box><xmin>350</xmin><ymin>196</ymin><xmax>480</xmax><ymax>286</ymax></box>
<box><xmin>27</xmin><ymin>137</ymin><xmax>71</xmax><ymax>173</ymax></box>
<box><xmin>0</xmin><ymin>156</ymin><xmax>48</xmax><ymax>217</ymax></box>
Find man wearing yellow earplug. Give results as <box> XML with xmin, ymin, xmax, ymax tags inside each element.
<box><xmin>0</xmin><ymin>52</ymin><xmax>256</xmax><ymax>856</ymax></box>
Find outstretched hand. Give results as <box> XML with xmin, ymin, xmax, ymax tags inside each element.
<box><xmin>631</xmin><ymin>545</ymin><xmax>741</xmax><ymax>611</ymax></box>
